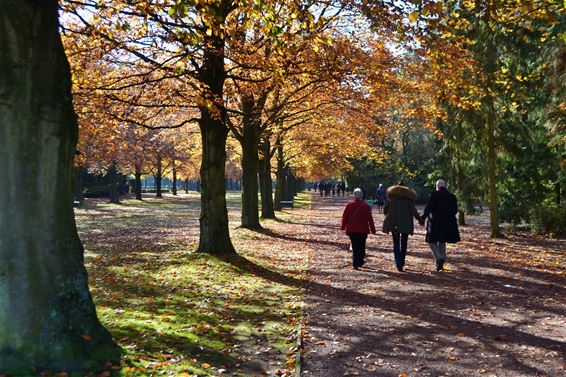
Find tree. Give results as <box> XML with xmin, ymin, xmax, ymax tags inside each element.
<box><xmin>0</xmin><ymin>1</ymin><xmax>120</xmax><ymax>374</ymax></box>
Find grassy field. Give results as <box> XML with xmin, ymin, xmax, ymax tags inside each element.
<box><xmin>75</xmin><ymin>191</ymin><xmax>312</xmax><ymax>377</ymax></box>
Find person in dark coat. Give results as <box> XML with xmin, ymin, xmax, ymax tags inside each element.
<box><xmin>341</xmin><ymin>188</ymin><xmax>376</xmax><ymax>270</ymax></box>
<box><xmin>421</xmin><ymin>179</ymin><xmax>461</xmax><ymax>271</ymax></box>
<box><xmin>382</xmin><ymin>181</ymin><xmax>423</xmax><ymax>272</ymax></box>
<box><xmin>375</xmin><ymin>184</ymin><xmax>386</xmax><ymax>213</ymax></box>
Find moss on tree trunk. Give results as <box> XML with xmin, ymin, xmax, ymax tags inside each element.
<box><xmin>0</xmin><ymin>1</ymin><xmax>121</xmax><ymax>374</ymax></box>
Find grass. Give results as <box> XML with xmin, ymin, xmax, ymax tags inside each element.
<box><xmin>75</xmin><ymin>191</ymin><xmax>312</xmax><ymax>377</ymax></box>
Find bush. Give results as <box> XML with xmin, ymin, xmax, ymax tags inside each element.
<box><xmin>529</xmin><ymin>205</ymin><xmax>566</xmax><ymax>236</ymax></box>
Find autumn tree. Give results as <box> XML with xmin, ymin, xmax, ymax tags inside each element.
<box><xmin>0</xmin><ymin>1</ymin><xmax>120</xmax><ymax>374</ymax></box>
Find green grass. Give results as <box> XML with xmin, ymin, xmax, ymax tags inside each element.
<box><xmin>75</xmin><ymin>192</ymin><xmax>307</xmax><ymax>376</ymax></box>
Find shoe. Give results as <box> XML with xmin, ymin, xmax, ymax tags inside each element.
<box><xmin>353</xmin><ymin>266</ymin><xmax>359</xmax><ymax>270</ymax></box>
<box><xmin>436</xmin><ymin>258</ymin><xmax>445</xmax><ymax>272</ymax></box>
<box><xmin>397</xmin><ymin>267</ymin><xmax>404</xmax><ymax>272</ymax></box>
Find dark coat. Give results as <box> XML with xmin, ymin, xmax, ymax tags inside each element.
<box><xmin>382</xmin><ymin>185</ymin><xmax>422</xmax><ymax>235</ymax></box>
<box><xmin>421</xmin><ymin>187</ymin><xmax>461</xmax><ymax>243</ymax></box>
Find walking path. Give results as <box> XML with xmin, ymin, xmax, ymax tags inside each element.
<box><xmin>301</xmin><ymin>193</ymin><xmax>565</xmax><ymax>377</ymax></box>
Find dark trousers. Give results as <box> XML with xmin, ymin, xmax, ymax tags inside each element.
<box><xmin>349</xmin><ymin>233</ymin><xmax>367</xmax><ymax>268</ymax></box>
<box><xmin>392</xmin><ymin>232</ymin><xmax>409</xmax><ymax>269</ymax></box>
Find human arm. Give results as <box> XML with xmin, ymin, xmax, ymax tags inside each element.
<box><xmin>341</xmin><ymin>206</ymin><xmax>349</xmax><ymax>231</ymax></box>
<box><xmin>410</xmin><ymin>201</ymin><xmax>424</xmax><ymax>225</ymax></box>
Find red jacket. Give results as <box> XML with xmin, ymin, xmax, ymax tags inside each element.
<box><xmin>341</xmin><ymin>199</ymin><xmax>376</xmax><ymax>234</ymax></box>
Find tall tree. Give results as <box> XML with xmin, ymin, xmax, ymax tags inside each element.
<box><xmin>0</xmin><ymin>0</ymin><xmax>120</xmax><ymax>374</ymax></box>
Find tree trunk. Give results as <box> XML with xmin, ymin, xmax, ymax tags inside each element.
<box><xmin>155</xmin><ymin>154</ymin><xmax>163</xmax><ymax>198</ymax></box>
<box><xmin>259</xmin><ymin>137</ymin><xmax>275</xmax><ymax>219</ymax></box>
<box><xmin>73</xmin><ymin>166</ymin><xmax>84</xmax><ymax>204</ymax></box>
<box><xmin>185</xmin><ymin>178</ymin><xmax>189</xmax><ymax>194</ymax></box>
<box><xmin>134</xmin><ymin>164</ymin><xmax>143</xmax><ymax>200</ymax></box>
<box><xmin>197</xmin><ymin>29</ymin><xmax>235</xmax><ymax>255</ymax></box>
<box><xmin>274</xmin><ymin>139</ymin><xmax>285</xmax><ymax>211</ymax></box>
<box><xmin>484</xmin><ymin>4</ymin><xmax>501</xmax><ymax>238</ymax></box>
<box><xmin>172</xmin><ymin>163</ymin><xmax>178</xmax><ymax>196</ymax></box>
<box><xmin>240</xmin><ymin>97</ymin><xmax>261</xmax><ymax>229</ymax></box>
<box><xmin>0</xmin><ymin>2</ymin><xmax>120</xmax><ymax>374</ymax></box>
<box><xmin>108</xmin><ymin>163</ymin><xmax>120</xmax><ymax>204</ymax></box>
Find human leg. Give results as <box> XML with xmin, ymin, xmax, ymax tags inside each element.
<box><xmin>398</xmin><ymin>233</ymin><xmax>408</xmax><ymax>270</ymax></box>
<box><xmin>349</xmin><ymin>233</ymin><xmax>365</xmax><ymax>269</ymax></box>
<box><xmin>428</xmin><ymin>242</ymin><xmax>447</xmax><ymax>271</ymax></box>
<box><xmin>392</xmin><ymin>233</ymin><xmax>403</xmax><ymax>271</ymax></box>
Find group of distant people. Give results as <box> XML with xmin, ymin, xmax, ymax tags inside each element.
<box><xmin>314</xmin><ymin>181</ymin><xmax>346</xmax><ymax>197</ymax></box>
<box><xmin>341</xmin><ymin>179</ymin><xmax>460</xmax><ymax>272</ymax></box>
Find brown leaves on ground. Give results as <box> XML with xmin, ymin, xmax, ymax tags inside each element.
<box><xmin>301</xmin><ymin>194</ymin><xmax>565</xmax><ymax>377</ymax></box>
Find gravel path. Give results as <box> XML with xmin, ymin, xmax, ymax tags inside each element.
<box><xmin>301</xmin><ymin>193</ymin><xmax>565</xmax><ymax>377</ymax></box>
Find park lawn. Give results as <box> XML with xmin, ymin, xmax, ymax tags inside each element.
<box><xmin>75</xmin><ymin>192</ymin><xmax>311</xmax><ymax>377</ymax></box>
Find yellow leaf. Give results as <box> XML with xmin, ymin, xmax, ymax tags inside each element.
<box><xmin>201</xmin><ymin>363</ymin><xmax>211</xmax><ymax>369</ymax></box>
<box><xmin>409</xmin><ymin>11</ymin><xmax>419</xmax><ymax>24</ymax></box>
<box><xmin>206</xmin><ymin>28</ymin><xmax>212</xmax><ymax>37</ymax></box>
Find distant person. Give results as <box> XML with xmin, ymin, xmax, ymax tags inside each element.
<box><xmin>319</xmin><ymin>182</ymin><xmax>324</xmax><ymax>197</ymax></box>
<box><xmin>341</xmin><ymin>188</ymin><xmax>376</xmax><ymax>270</ymax></box>
<box><xmin>421</xmin><ymin>179</ymin><xmax>461</xmax><ymax>271</ymax></box>
<box><xmin>382</xmin><ymin>180</ymin><xmax>424</xmax><ymax>272</ymax></box>
<box><xmin>340</xmin><ymin>182</ymin><xmax>346</xmax><ymax>196</ymax></box>
<box><xmin>375</xmin><ymin>184</ymin><xmax>386</xmax><ymax>213</ymax></box>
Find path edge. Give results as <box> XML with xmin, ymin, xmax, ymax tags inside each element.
<box><xmin>294</xmin><ymin>247</ymin><xmax>311</xmax><ymax>377</ymax></box>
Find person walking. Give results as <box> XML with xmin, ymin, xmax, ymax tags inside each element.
<box><xmin>375</xmin><ymin>184</ymin><xmax>386</xmax><ymax>213</ymax></box>
<box><xmin>382</xmin><ymin>181</ymin><xmax>423</xmax><ymax>272</ymax></box>
<box><xmin>341</xmin><ymin>188</ymin><xmax>376</xmax><ymax>270</ymax></box>
<box><xmin>421</xmin><ymin>179</ymin><xmax>461</xmax><ymax>271</ymax></box>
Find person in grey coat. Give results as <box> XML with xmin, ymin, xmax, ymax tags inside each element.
<box><xmin>421</xmin><ymin>179</ymin><xmax>461</xmax><ymax>271</ymax></box>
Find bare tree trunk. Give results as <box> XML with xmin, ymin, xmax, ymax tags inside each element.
<box><xmin>197</xmin><ymin>26</ymin><xmax>235</xmax><ymax>255</ymax></box>
<box><xmin>73</xmin><ymin>166</ymin><xmax>84</xmax><ymax>204</ymax></box>
<box><xmin>185</xmin><ymin>178</ymin><xmax>189</xmax><ymax>193</ymax></box>
<box><xmin>485</xmin><ymin>3</ymin><xmax>501</xmax><ymax>237</ymax></box>
<box><xmin>172</xmin><ymin>162</ymin><xmax>178</xmax><ymax>196</ymax></box>
<box><xmin>259</xmin><ymin>137</ymin><xmax>275</xmax><ymax>219</ymax></box>
<box><xmin>108</xmin><ymin>163</ymin><xmax>120</xmax><ymax>204</ymax></box>
<box><xmin>134</xmin><ymin>163</ymin><xmax>143</xmax><ymax>200</ymax></box>
<box><xmin>240</xmin><ymin>97</ymin><xmax>261</xmax><ymax>229</ymax></box>
<box><xmin>274</xmin><ymin>138</ymin><xmax>285</xmax><ymax>211</ymax></box>
<box><xmin>0</xmin><ymin>2</ymin><xmax>120</xmax><ymax>373</ymax></box>
<box><xmin>155</xmin><ymin>154</ymin><xmax>163</xmax><ymax>198</ymax></box>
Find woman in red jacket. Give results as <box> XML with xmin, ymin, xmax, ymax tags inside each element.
<box><xmin>341</xmin><ymin>188</ymin><xmax>376</xmax><ymax>269</ymax></box>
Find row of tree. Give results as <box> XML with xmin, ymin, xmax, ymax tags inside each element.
<box><xmin>1</xmin><ymin>0</ymin><xmax>563</xmax><ymax>374</ymax></box>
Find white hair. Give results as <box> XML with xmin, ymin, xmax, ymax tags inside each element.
<box><xmin>353</xmin><ymin>188</ymin><xmax>363</xmax><ymax>199</ymax></box>
<box><xmin>436</xmin><ymin>179</ymin><xmax>446</xmax><ymax>190</ymax></box>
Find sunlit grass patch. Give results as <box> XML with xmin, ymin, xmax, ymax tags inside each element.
<box><xmin>77</xmin><ymin>193</ymin><xmax>308</xmax><ymax>376</ymax></box>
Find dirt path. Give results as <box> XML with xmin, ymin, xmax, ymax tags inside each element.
<box><xmin>301</xmin><ymin>193</ymin><xmax>565</xmax><ymax>377</ymax></box>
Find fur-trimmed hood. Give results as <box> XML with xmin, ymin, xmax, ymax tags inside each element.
<box><xmin>386</xmin><ymin>185</ymin><xmax>416</xmax><ymax>200</ymax></box>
